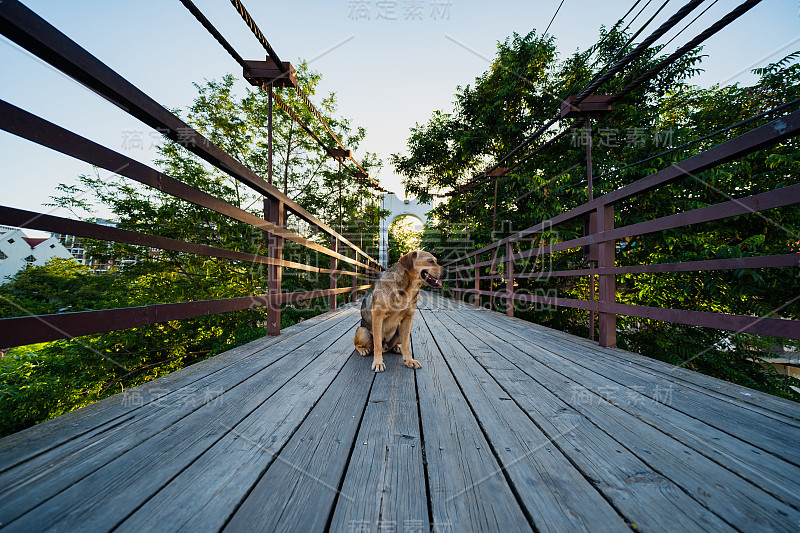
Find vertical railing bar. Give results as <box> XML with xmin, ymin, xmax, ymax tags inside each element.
<box><xmin>506</xmin><ymin>242</ymin><xmax>514</xmax><ymax>317</ymax></box>
<box><xmin>329</xmin><ymin>236</ymin><xmax>338</xmax><ymax>310</ymax></box>
<box><xmin>351</xmin><ymin>249</ymin><xmax>358</xmax><ymax>302</ymax></box>
<box><xmin>585</xmin><ymin>114</ymin><xmax>596</xmax><ymax>341</ymax></box>
<box><xmin>474</xmin><ymin>252</ymin><xmax>480</xmax><ymax>307</ymax></box>
<box><xmin>265</xmin><ymin>197</ymin><xmax>284</xmax><ymax>335</ymax></box>
<box><xmin>598</xmin><ymin>204</ymin><xmax>617</xmax><ymax>347</ymax></box>
<box><xmin>489</xmin><ymin>248</ymin><xmax>498</xmax><ymax>312</ymax></box>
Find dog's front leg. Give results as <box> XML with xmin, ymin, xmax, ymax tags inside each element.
<box><xmin>371</xmin><ymin>310</ymin><xmax>386</xmax><ymax>372</ymax></box>
<box><xmin>399</xmin><ymin>315</ymin><xmax>420</xmax><ymax>369</ymax></box>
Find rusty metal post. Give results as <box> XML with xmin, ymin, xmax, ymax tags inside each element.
<box><xmin>263</xmin><ymin>84</ymin><xmax>283</xmax><ymax>335</ymax></box>
<box><xmin>474</xmin><ymin>257</ymin><xmax>480</xmax><ymax>307</ymax></box>
<box><xmin>351</xmin><ymin>252</ymin><xmax>358</xmax><ymax>302</ymax></box>
<box><xmin>265</xmin><ymin>197</ymin><xmax>283</xmax><ymax>335</ymax></box>
<box><xmin>598</xmin><ymin>204</ymin><xmax>617</xmax><ymax>347</ymax></box>
<box><xmin>585</xmin><ymin>115</ymin><xmax>593</xmax><ymax>202</ymax></box>
<box><xmin>338</xmin><ymin>159</ymin><xmax>343</xmax><ymax>234</ymax></box>
<box><xmin>492</xmin><ymin>176</ymin><xmax>498</xmax><ymax>235</ymax></box>
<box><xmin>464</xmin><ymin>194</ymin><xmax>469</xmax><ymax>261</ymax></box>
<box><xmin>505</xmin><ymin>242</ymin><xmax>514</xmax><ymax>317</ymax></box>
<box><xmin>489</xmin><ymin>248</ymin><xmax>498</xmax><ymax>311</ymax></box>
<box><xmin>589</xmin><ymin>269</ymin><xmax>596</xmax><ymax>340</ymax></box>
<box><xmin>267</xmin><ymin>85</ymin><xmax>273</xmax><ymax>186</ymax></box>
<box><xmin>588</xmin><ymin>210</ymin><xmax>597</xmax><ymax>341</ymax></box>
<box><xmin>585</xmin><ymin>114</ymin><xmax>596</xmax><ymax>339</ymax></box>
<box><xmin>329</xmin><ymin>236</ymin><xmax>338</xmax><ymax>310</ymax></box>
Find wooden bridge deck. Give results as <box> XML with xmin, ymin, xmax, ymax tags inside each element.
<box><xmin>1</xmin><ymin>293</ymin><xmax>799</xmax><ymax>532</ymax></box>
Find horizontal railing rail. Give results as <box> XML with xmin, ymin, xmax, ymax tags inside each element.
<box><xmin>0</xmin><ymin>101</ymin><xmax>373</xmax><ymax>270</ymax></box>
<box><xmin>0</xmin><ymin>287</ymin><xmax>374</xmax><ymax>348</ymax></box>
<box><xmin>449</xmin><ymin>109</ymin><xmax>800</xmax><ymax>266</ymax></box>
<box><xmin>445</xmin><ymin>109</ymin><xmax>800</xmax><ymax>347</ymax></box>
<box><xmin>0</xmin><ymin>1</ymin><xmax>381</xmax><ymax>349</ymax></box>
<box><xmin>0</xmin><ymin>0</ymin><xmax>381</xmax><ymax>269</ymax></box>
<box><xmin>0</xmin><ymin>207</ymin><xmax>365</xmax><ymax>277</ymax></box>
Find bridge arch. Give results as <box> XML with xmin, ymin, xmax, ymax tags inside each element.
<box><xmin>378</xmin><ymin>193</ymin><xmax>433</xmax><ymax>268</ymax></box>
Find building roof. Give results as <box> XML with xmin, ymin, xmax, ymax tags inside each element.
<box><xmin>23</xmin><ymin>237</ymin><xmax>48</xmax><ymax>247</ymax></box>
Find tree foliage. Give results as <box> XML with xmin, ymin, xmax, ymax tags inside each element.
<box><xmin>0</xmin><ymin>65</ymin><xmax>386</xmax><ymax>436</ymax></box>
<box><xmin>392</xmin><ymin>27</ymin><xmax>800</xmax><ymax>400</ymax></box>
<box><xmin>388</xmin><ymin>216</ymin><xmax>423</xmax><ymax>265</ymax></box>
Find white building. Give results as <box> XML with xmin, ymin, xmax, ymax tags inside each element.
<box><xmin>0</xmin><ymin>226</ymin><xmax>75</xmax><ymax>283</ymax></box>
<box><xmin>51</xmin><ymin>219</ymin><xmax>127</xmax><ymax>273</ymax></box>
<box><xmin>378</xmin><ymin>193</ymin><xmax>432</xmax><ymax>268</ymax></box>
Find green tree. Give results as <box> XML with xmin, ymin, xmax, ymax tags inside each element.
<box><xmin>0</xmin><ymin>258</ymin><xmax>118</xmax><ymax>318</ymax></box>
<box><xmin>388</xmin><ymin>216</ymin><xmax>423</xmax><ymax>265</ymax></box>
<box><xmin>0</xmin><ymin>65</ymin><xmax>386</xmax><ymax>436</ymax></box>
<box><xmin>393</xmin><ymin>27</ymin><xmax>800</xmax><ymax>400</ymax></box>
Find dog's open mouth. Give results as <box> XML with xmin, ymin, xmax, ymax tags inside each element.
<box><xmin>421</xmin><ymin>270</ymin><xmax>443</xmax><ymax>288</ymax></box>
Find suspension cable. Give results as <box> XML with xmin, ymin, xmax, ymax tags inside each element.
<box><xmin>573</xmin><ymin>0</ymin><xmax>706</xmax><ymax>105</ymax></box>
<box><xmin>228</xmin><ymin>0</ymin><xmax>287</xmax><ymax>72</ymax></box>
<box><xmin>618</xmin><ymin>0</ymin><xmax>655</xmax><ymax>35</ymax></box>
<box><xmin>544</xmin><ymin>0</ymin><xmax>566</xmax><ymax>35</ymax></box>
<box><xmin>479</xmin><ymin>96</ymin><xmax>800</xmax><ymax>219</ymax></box>
<box><xmin>227</xmin><ymin>0</ymin><xmax>383</xmax><ymax>189</ymax></box>
<box><xmin>574</xmin><ymin>0</ymin><xmax>672</xmax><ymax>103</ymax></box>
<box><xmin>593</xmin><ymin>95</ymin><xmax>800</xmax><ymax>185</ymax></box>
<box><xmin>556</xmin><ymin>0</ymin><xmax>649</xmax><ymax>103</ymax></box>
<box><xmin>661</xmin><ymin>0</ymin><xmax>719</xmax><ymax>49</ymax></box>
<box><xmin>179</xmin><ymin>0</ymin><xmax>249</xmax><ymax>70</ymax></box>
<box><xmin>271</xmin><ymin>90</ymin><xmax>328</xmax><ymax>150</ymax></box>
<box><xmin>181</xmin><ymin>0</ymin><xmax>386</xmax><ymax>192</ymax></box>
<box><xmin>294</xmin><ymin>86</ymin><xmax>345</xmax><ymax>151</ymax></box>
<box><xmin>452</xmin><ymin>0</ymin><xmax>709</xmax><ymax>196</ymax></box>
<box><xmin>473</xmin><ymin>1</ymin><xmax>705</xmax><ymax>188</ymax></box>
<box><xmin>609</xmin><ymin>0</ymin><xmax>765</xmax><ymax>104</ymax></box>
<box><xmin>505</xmin><ymin>0</ymin><xmax>570</xmax><ymax>97</ymax></box>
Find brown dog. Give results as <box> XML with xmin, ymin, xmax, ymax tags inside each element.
<box><xmin>354</xmin><ymin>250</ymin><xmax>447</xmax><ymax>372</ymax></box>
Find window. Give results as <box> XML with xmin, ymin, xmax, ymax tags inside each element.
<box><xmin>7</xmin><ymin>238</ymin><xmax>14</xmax><ymax>244</ymax></box>
<box><xmin>0</xmin><ymin>251</ymin><xmax>6</xmax><ymax>260</ymax></box>
<box><xmin>50</xmin><ymin>244</ymin><xmax>56</xmax><ymax>249</ymax></box>
<box><xmin>25</xmin><ymin>255</ymin><xmax>36</xmax><ymax>263</ymax></box>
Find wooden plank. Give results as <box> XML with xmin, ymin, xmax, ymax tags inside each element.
<box><xmin>468</xmin><ymin>311</ymin><xmax>800</xmax><ymax>465</ymax></box>
<box><xmin>505</xmin><ymin>317</ymin><xmax>800</xmax><ymax>422</ymax></box>
<box><xmin>421</xmin><ymin>291</ymin><xmax>476</xmax><ymax>311</ymax></box>
<box><xmin>462</xmin><ymin>317</ymin><xmax>800</xmax><ymax>505</ymax></box>
<box><xmin>112</xmin><ymin>321</ymin><xmax>362</xmax><ymax>533</ymax></box>
<box><xmin>1</xmin><ymin>317</ymin><xmax>359</xmax><ymax>531</ymax></box>
<box><xmin>411</xmin><ymin>312</ymin><xmax>533</xmax><ymax>532</ymax></box>
<box><xmin>329</xmin><ymin>345</ymin><xmax>429</xmax><ymax>532</ymax></box>
<box><xmin>0</xmin><ymin>309</ymin><xmax>359</xmax><ymax>525</ymax></box>
<box><xmin>456</xmin><ymin>311</ymin><xmax>800</xmax><ymax>506</ymax></box>
<box><xmin>448</xmin><ymin>311</ymin><xmax>800</xmax><ymax>531</ymax></box>
<box><xmin>480</xmin><ymin>308</ymin><xmax>800</xmax><ymax>422</ymax></box>
<box><xmin>421</xmin><ymin>311</ymin><xmax>628</xmax><ymax>532</ymax></box>
<box><xmin>0</xmin><ymin>306</ymin><xmax>349</xmax><ymax>472</ymax></box>
<box><xmin>224</xmin><ymin>345</ymin><xmax>375</xmax><ymax>532</ymax></box>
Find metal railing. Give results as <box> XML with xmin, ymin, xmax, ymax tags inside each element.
<box><xmin>445</xmin><ymin>108</ymin><xmax>800</xmax><ymax>347</ymax></box>
<box><xmin>0</xmin><ymin>1</ymin><xmax>382</xmax><ymax>349</ymax></box>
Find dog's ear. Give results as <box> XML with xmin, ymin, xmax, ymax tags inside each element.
<box><xmin>399</xmin><ymin>251</ymin><xmax>418</xmax><ymax>271</ymax></box>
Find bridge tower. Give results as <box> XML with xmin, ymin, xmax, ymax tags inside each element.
<box><xmin>378</xmin><ymin>193</ymin><xmax>432</xmax><ymax>268</ymax></box>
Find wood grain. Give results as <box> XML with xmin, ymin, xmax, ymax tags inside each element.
<box><xmin>452</xmin><ymin>309</ymin><xmax>799</xmax><ymax>531</ymax></box>
<box><xmin>2</xmin><ymin>294</ymin><xmax>798</xmax><ymax>533</ymax></box>
<box><xmin>411</xmin><ymin>311</ymin><xmax>532</xmax><ymax>532</ymax></box>
<box><xmin>329</xmin><ymin>343</ymin><xmax>429</xmax><ymax>532</ymax></box>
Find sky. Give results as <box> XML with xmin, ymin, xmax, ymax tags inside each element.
<box><xmin>1</xmin><ymin>0</ymin><xmax>799</xmax><ymax>236</ymax></box>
